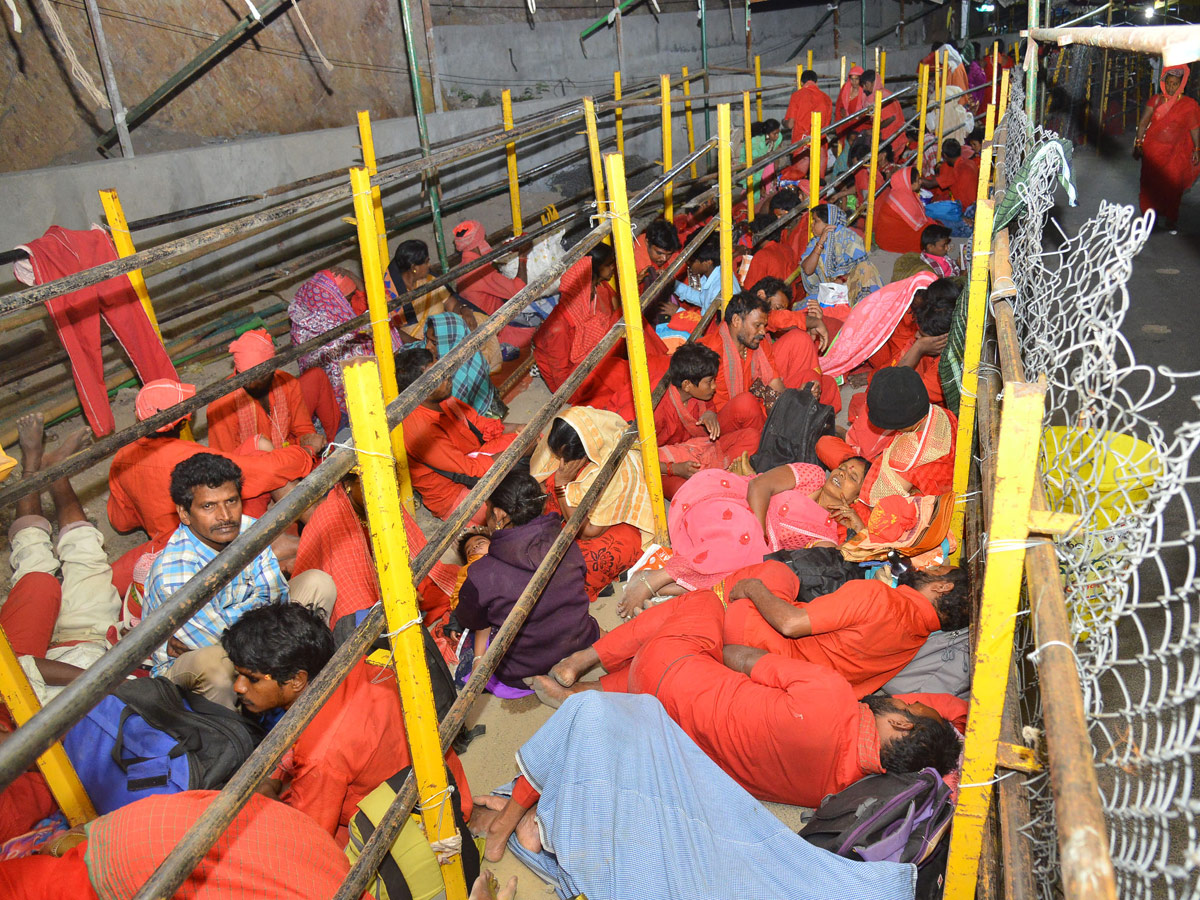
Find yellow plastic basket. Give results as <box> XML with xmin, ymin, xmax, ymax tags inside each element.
<box><xmin>1040</xmin><ymin>427</ymin><xmax>1160</xmax><ymax>530</ymax></box>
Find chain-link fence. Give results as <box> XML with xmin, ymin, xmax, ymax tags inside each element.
<box><xmin>992</xmin><ymin>70</ymin><xmax>1200</xmax><ymax>900</ymax></box>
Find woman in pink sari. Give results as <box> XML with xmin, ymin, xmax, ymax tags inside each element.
<box><xmin>616</xmin><ymin>457</ymin><xmax>869</xmax><ymax>617</ymax></box>
<box><xmin>1134</xmin><ymin>64</ymin><xmax>1200</xmax><ymax>228</ymax></box>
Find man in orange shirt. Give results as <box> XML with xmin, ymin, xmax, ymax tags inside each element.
<box><xmin>205</xmin><ymin>329</ymin><xmax>324</xmax><ymax>458</ymax></box>
<box><xmin>395</xmin><ymin>348</ymin><xmax>519</xmax><ymax>522</ymax></box>
<box><xmin>721</xmin><ymin>562</ymin><xmax>969</xmax><ymax>698</ymax></box>
<box><xmin>782</xmin><ymin>70</ymin><xmax>833</xmax><ymax>175</ymax></box>
<box><xmin>107</xmin><ymin>379</ymin><xmax>313</xmax><ymax>543</ymax></box>
<box><xmin>533</xmin><ymin>586</ymin><xmax>960</xmax><ymax>808</ymax></box>
<box><xmin>698</xmin><ymin>292</ymin><xmax>785</xmax><ymax>413</ymax></box>
<box><xmin>867</xmin><ymin>276</ymin><xmax>958</xmax><ymax>406</ymax></box>
<box><xmin>859</xmin><ymin>70</ymin><xmax>907</xmax><ymax>155</ymax></box>
<box><xmin>751</xmin><ymin>277</ymin><xmax>840</xmax><ymax>410</ymax></box>
<box><xmin>743</xmin><ymin>216</ymin><xmax>798</xmax><ymax>287</ymax></box>
<box><xmin>923</xmin><ymin>139</ymin><xmax>980</xmax><ymax>207</ymax></box>
<box><xmin>221</xmin><ymin>604</ymin><xmax>472</xmax><ymax>836</ymax></box>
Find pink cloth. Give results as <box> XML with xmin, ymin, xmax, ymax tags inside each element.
<box><xmin>664</xmin><ymin>464</ymin><xmax>838</xmax><ymax>589</ymax></box>
<box><xmin>818</xmin><ymin>272</ymin><xmax>937</xmax><ymax>377</ymax></box>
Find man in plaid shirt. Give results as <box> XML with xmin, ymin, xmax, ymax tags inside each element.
<box><xmin>144</xmin><ymin>453</ymin><xmax>335</xmax><ymax>708</ymax></box>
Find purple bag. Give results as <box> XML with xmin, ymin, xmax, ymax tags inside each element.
<box><xmin>798</xmin><ymin>767</ymin><xmax>954</xmax><ymax>866</ymax></box>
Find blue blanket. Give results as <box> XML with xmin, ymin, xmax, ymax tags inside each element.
<box><xmin>507</xmin><ymin>692</ymin><xmax>916</xmax><ymax>900</ymax></box>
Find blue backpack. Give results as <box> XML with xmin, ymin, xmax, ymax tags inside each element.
<box><xmin>63</xmin><ymin>676</ymin><xmax>263</xmax><ymax>815</ymax></box>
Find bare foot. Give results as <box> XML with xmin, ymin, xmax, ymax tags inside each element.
<box><xmin>469</xmin><ymin>794</ymin><xmax>520</xmax><ymax>863</ymax></box>
<box><xmin>549</xmin><ymin>646</ymin><xmax>600</xmax><ymax>688</ymax></box>
<box><xmin>17</xmin><ymin>414</ymin><xmax>44</xmax><ymax>474</ymax></box>
<box><xmin>469</xmin><ymin>870</ymin><xmax>517</xmax><ymax>900</ymax></box>
<box><xmin>530</xmin><ymin>674</ymin><xmax>598</xmax><ymax>709</ymax></box>
<box><xmin>514</xmin><ymin>808</ymin><xmax>542</xmax><ymax>855</ymax></box>
<box><xmin>41</xmin><ymin>428</ymin><xmax>91</xmax><ymax>469</ymax></box>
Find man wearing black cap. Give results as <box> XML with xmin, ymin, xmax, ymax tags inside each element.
<box><xmin>816</xmin><ymin>365</ymin><xmax>957</xmax><ymax>507</ymax></box>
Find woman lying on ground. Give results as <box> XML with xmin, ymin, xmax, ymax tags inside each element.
<box><xmin>619</xmin><ymin>457</ymin><xmax>869</xmax><ymax>617</ymax></box>
<box><xmin>530</xmin><ymin>407</ymin><xmax>655</xmax><ymax>602</ymax></box>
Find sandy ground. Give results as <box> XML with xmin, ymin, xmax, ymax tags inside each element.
<box><xmin>0</xmin><ymin>184</ymin><xmax>933</xmax><ymax>895</ymax></box>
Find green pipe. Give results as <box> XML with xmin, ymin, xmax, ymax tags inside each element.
<box><xmin>580</xmin><ymin>0</ymin><xmax>642</xmax><ymax>41</ymax></box>
<box><xmin>701</xmin><ymin>0</ymin><xmax>711</xmax><ymax>142</ymax></box>
<box><xmin>861</xmin><ymin>0</ymin><xmax>866</xmax><ymax>67</ymax></box>
<box><xmin>398</xmin><ymin>0</ymin><xmax>450</xmax><ymax>272</ymax></box>
<box><xmin>96</xmin><ymin>0</ymin><xmax>289</xmax><ymax>151</ymax></box>
<box><xmin>1025</xmin><ymin>0</ymin><xmax>1039</xmax><ymax>124</ymax></box>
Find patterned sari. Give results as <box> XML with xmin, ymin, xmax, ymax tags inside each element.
<box><xmin>289</xmin><ymin>270</ymin><xmax>404</xmax><ymax>412</ymax></box>
<box><xmin>799</xmin><ymin>206</ymin><xmax>883</xmax><ymax>304</ymax></box>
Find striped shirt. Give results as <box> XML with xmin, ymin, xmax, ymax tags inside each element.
<box><xmin>144</xmin><ymin>516</ymin><xmax>288</xmax><ymax>675</ymax></box>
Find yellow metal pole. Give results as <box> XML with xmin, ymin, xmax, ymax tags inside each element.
<box><xmin>718</xmin><ymin>103</ymin><xmax>734</xmax><ymax>309</ymax></box>
<box><xmin>613</xmin><ymin>71</ymin><xmax>625</xmax><ymax>156</ymax></box>
<box><xmin>796</xmin><ymin>64</ymin><xmax>803</xmax><ymax>89</ymax></box>
<box><xmin>743</xmin><ymin>91</ymin><xmax>756</xmax><ymax>223</ymax></box>
<box><xmin>0</xmin><ymin>627</ymin><xmax>96</xmax><ymax>826</ymax></box>
<box><xmin>682</xmin><ymin>66</ymin><xmax>698</xmax><ymax>179</ymax></box>
<box><xmin>880</xmin><ymin>49</ymin><xmax>886</xmax><ymax>87</ymax></box>
<box><xmin>349</xmin><ymin>165</ymin><xmax>416</xmax><ymax>514</ymax></box>
<box><xmin>605</xmin><ymin>152</ymin><xmax>669</xmax><ymax>544</ymax></box>
<box><xmin>936</xmin><ymin>50</ymin><xmax>948</xmax><ymax>162</ymax></box>
<box><xmin>949</xmin><ymin>151</ymin><xmax>996</xmax><ymax>551</ymax></box>
<box><xmin>840</xmin><ymin>55</ymin><xmax>846</xmax><ymax>89</ymax></box>
<box><xmin>356</xmin><ymin>111</ymin><xmax>391</xmax><ymax>271</ymax></box>
<box><xmin>874</xmin><ymin>46</ymin><xmax>879</xmax><ymax>75</ymax></box>
<box><xmin>807</xmin><ymin>49</ymin><xmax>813</xmax><ymax>71</ymax></box>
<box><xmin>501</xmin><ymin>90</ymin><xmax>522</xmax><ymax>238</ymax></box>
<box><xmin>916</xmin><ymin>64</ymin><xmax>930</xmax><ymax>178</ymax></box>
<box><xmin>583</xmin><ymin>96</ymin><xmax>607</xmax><ymax>213</ymax></box>
<box><xmin>754</xmin><ymin>55</ymin><xmax>763</xmax><ymax>121</ymax></box>
<box><xmin>863</xmin><ymin>90</ymin><xmax>882</xmax><ymax>250</ymax></box>
<box><xmin>660</xmin><ymin>74</ymin><xmax>674</xmax><ymax>222</ymax></box>
<box><xmin>942</xmin><ymin>381</ymin><xmax>1046</xmax><ymax>900</ymax></box>
<box><xmin>342</xmin><ymin>359</ymin><xmax>469</xmax><ymax>900</ymax></box>
<box><xmin>98</xmin><ymin>189</ymin><xmax>162</xmax><ymax>339</ymax></box>
<box><xmin>999</xmin><ymin>67</ymin><xmax>1011</xmax><ymax>119</ymax></box>
<box><xmin>808</xmin><ymin>111</ymin><xmax>822</xmax><ymax>243</ymax></box>
<box><xmin>1013</xmin><ymin>39</ymin><xmax>1020</xmax><ymax>66</ymax></box>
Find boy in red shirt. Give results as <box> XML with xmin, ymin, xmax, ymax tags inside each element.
<box><xmin>653</xmin><ymin>343</ymin><xmax>762</xmax><ymax>497</ymax></box>
<box><xmin>923</xmin><ymin>138</ymin><xmax>980</xmax><ymax>207</ymax></box>
<box><xmin>221</xmin><ymin>604</ymin><xmax>472</xmax><ymax>836</ymax></box>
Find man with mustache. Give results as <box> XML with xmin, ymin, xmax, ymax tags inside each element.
<box><xmin>142</xmin><ymin>453</ymin><xmax>335</xmax><ymax>708</ymax></box>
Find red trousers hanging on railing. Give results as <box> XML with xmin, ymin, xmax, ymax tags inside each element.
<box><xmin>14</xmin><ymin>226</ymin><xmax>177</xmax><ymax>437</ymax></box>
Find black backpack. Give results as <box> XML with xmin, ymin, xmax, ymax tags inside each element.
<box><xmin>799</xmin><ymin>768</ymin><xmax>954</xmax><ymax>891</ymax></box>
<box><xmin>764</xmin><ymin>546</ymin><xmax>865</xmax><ymax>601</ymax></box>
<box><xmin>749</xmin><ymin>387</ymin><xmax>836</xmax><ymax>472</ymax></box>
<box><xmin>64</xmin><ymin>676</ymin><xmax>264</xmax><ymax>814</ymax></box>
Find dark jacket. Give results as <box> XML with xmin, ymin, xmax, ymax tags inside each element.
<box><xmin>456</xmin><ymin>514</ymin><xmax>599</xmax><ymax>688</ymax></box>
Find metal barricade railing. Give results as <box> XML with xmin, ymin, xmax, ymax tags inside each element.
<box><xmin>0</xmin><ymin>52</ymin><xmax>1053</xmax><ymax>897</ymax></box>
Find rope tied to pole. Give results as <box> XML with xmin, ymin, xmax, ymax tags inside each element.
<box><xmin>287</xmin><ymin>0</ymin><xmax>334</xmax><ymax>72</ymax></box>
<box><xmin>35</xmin><ymin>0</ymin><xmax>108</xmax><ymax>109</ymax></box>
